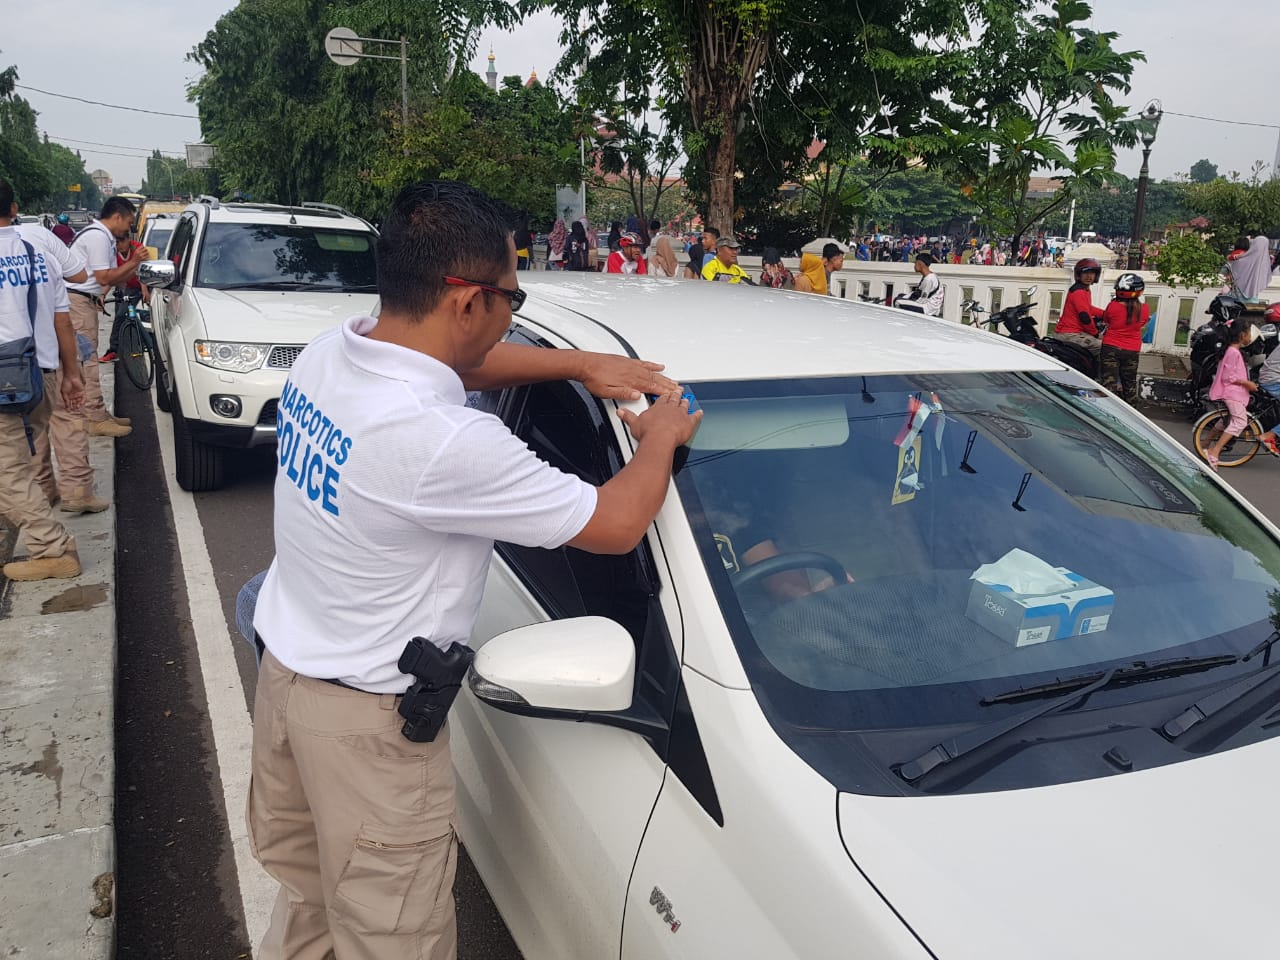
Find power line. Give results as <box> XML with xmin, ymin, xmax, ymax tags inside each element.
<box><xmin>14</xmin><ymin>83</ymin><xmax>199</xmax><ymax>120</ymax></box>
<box><xmin>48</xmin><ymin>136</ymin><xmax>184</xmax><ymax>156</ymax></box>
<box><xmin>1162</xmin><ymin>109</ymin><xmax>1280</xmax><ymax>131</ymax></box>
<box><xmin>72</xmin><ymin>146</ymin><xmax>186</xmax><ymax>160</ymax></box>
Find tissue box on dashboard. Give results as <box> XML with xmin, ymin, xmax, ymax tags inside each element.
<box><xmin>965</xmin><ymin>568</ymin><xmax>1114</xmax><ymax>647</ymax></box>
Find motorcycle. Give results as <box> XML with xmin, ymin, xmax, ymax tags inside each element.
<box><xmin>960</xmin><ymin>286</ymin><xmax>1100</xmax><ymax>379</ymax></box>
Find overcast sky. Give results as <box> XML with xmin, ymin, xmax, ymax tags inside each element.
<box><xmin>7</xmin><ymin>0</ymin><xmax>1277</xmax><ymax>195</ymax></box>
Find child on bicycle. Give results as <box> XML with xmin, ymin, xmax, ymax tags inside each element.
<box><xmin>1205</xmin><ymin>317</ymin><xmax>1262</xmax><ymax>469</ymax></box>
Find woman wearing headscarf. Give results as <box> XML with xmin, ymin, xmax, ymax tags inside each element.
<box><xmin>547</xmin><ymin>218</ymin><xmax>567</xmax><ymax>269</ymax></box>
<box><xmin>650</xmin><ymin>234</ymin><xmax>681</xmax><ymax>278</ymax></box>
<box><xmin>565</xmin><ymin>220</ymin><xmax>591</xmax><ymax>271</ymax></box>
<box><xmin>1228</xmin><ymin>235</ymin><xmax>1273</xmax><ymax>301</ymax></box>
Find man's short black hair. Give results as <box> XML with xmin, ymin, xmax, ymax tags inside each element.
<box><xmin>0</xmin><ymin>179</ymin><xmax>14</xmax><ymax>214</ymax></box>
<box><xmin>376</xmin><ymin>180</ymin><xmax>513</xmax><ymax>318</ymax></box>
<box><xmin>649</xmin><ymin>219</ymin><xmax>660</xmax><ymax>232</ymax></box>
<box><xmin>100</xmin><ymin>196</ymin><xmax>137</xmax><ymax>221</ymax></box>
<box><xmin>916</xmin><ymin>251</ymin><xmax>935</xmax><ymax>266</ymax></box>
<box><xmin>822</xmin><ymin>242</ymin><xmax>844</xmax><ymax>260</ymax></box>
<box><xmin>703</xmin><ymin>226</ymin><xmax>721</xmax><ymax>239</ymax></box>
<box><xmin>762</xmin><ymin>246</ymin><xmax>783</xmax><ymax>265</ymax></box>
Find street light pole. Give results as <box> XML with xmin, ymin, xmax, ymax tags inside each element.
<box><xmin>1128</xmin><ymin>100</ymin><xmax>1163</xmax><ymax>271</ymax></box>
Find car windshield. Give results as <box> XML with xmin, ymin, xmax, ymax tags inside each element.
<box><xmin>194</xmin><ymin>222</ymin><xmax>376</xmax><ymax>290</ymax></box>
<box><xmin>674</xmin><ymin>372</ymin><xmax>1280</xmax><ymax>792</ymax></box>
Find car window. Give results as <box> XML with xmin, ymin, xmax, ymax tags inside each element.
<box><xmin>494</xmin><ymin>367</ymin><xmax>680</xmax><ymax>724</ymax></box>
<box><xmin>194</xmin><ymin>223</ymin><xmax>376</xmax><ymax>289</ymax></box>
<box><xmin>145</xmin><ymin>226</ymin><xmax>174</xmax><ymax>257</ymax></box>
<box><xmin>675</xmin><ymin>371</ymin><xmax>1280</xmax><ymax>793</ymax></box>
<box><xmin>168</xmin><ymin>214</ymin><xmax>196</xmax><ymax>281</ymax></box>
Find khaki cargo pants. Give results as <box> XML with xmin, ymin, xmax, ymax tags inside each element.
<box><xmin>248</xmin><ymin>650</ymin><xmax>458</xmax><ymax>960</ymax></box>
<box><xmin>0</xmin><ymin>375</ymin><xmax>75</xmax><ymax>558</ymax></box>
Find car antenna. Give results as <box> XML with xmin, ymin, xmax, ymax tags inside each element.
<box><xmin>860</xmin><ymin>376</ymin><xmax>875</xmax><ymax>404</ymax></box>
<box><xmin>287</xmin><ymin>177</ymin><xmax>297</xmax><ymax>225</ymax></box>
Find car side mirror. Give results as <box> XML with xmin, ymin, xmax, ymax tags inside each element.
<box><xmin>468</xmin><ymin>616</ymin><xmax>635</xmax><ymax>716</ymax></box>
<box><xmin>138</xmin><ymin>259</ymin><xmax>177</xmax><ymax>289</ymax></box>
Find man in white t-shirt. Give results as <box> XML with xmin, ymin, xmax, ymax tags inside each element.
<box><xmin>248</xmin><ymin>181</ymin><xmax>699</xmax><ymax>959</ymax></box>
<box><xmin>0</xmin><ymin>179</ymin><xmax>87</xmax><ymax>580</ymax></box>
<box><xmin>66</xmin><ymin>195</ymin><xmax>144</xmax><ymax>438</ymax></box>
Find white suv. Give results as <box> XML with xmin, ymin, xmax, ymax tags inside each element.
<box><xmin>139</xmin><ymin>199</ymin><xmax>379</xmax><ymax>491</ymax></box>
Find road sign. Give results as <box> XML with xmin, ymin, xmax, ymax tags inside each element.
<box><xmin>324</xmin><ymin>27</ymin><xmax>363</xmax><ymax>67</ymax></box>
<box><xmin>186</xmin><ymin>143</ymin><xmax>216</xmax><ymax>169</ymax></box>
<box><xmin>68</xmin><ymin>183</ymin><xmax>81</xmax><ymax>192</ymax></box>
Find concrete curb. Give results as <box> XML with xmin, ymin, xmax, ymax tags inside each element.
<box><xmin>0</xmin><ymin>322</ymin><xmax>119</xmax><ymax>959</ymax></box>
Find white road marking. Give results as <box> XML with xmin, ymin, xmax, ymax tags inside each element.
<box><xmin>154</xmin><ymin>405</ymin><xmax>276</xmax><ymax>950</ymax></box>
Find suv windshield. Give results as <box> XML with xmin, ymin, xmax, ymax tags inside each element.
<box><xmin>675</xmin><ymin>372</ymin><xmax>1280</xmax><ymax>794</ymax></box>
<box><xmin>194</xmin><ymin>222</ymin><xmax>376</xmax><ymax>290</ymax></box>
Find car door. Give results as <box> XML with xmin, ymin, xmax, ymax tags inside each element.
<box><xmin>154</xmin><ymin>211</ymin><xmax>197</xmax><ymax>365</ymax></box>
<box><xmin>451</xmin><ymin>328</ymin><xmax>683</xmax><ymax>960</ymax></box>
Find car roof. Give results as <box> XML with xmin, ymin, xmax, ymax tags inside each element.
<box><xmin>517</xmin><ymin>274</ymin><xmax>1062</xmax><ymax>381</ymax></box>
<box><xmin>188</xmin><ymin>201</ymin><xmax>373</xmax><ymax>230</ymax></box>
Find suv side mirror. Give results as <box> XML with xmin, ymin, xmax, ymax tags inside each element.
<box><xmin>138</xmin><ymin>259</ymin><xmax>177</xmax><ymax>289</ymax></box>
<box><xmin>468</xmin><ymin>617</ymin><xmax>635</xmax><ymax>716</ymax></box>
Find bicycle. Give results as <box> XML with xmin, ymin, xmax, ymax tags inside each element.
<box><xmin>1191</xmin><ymin>391</ymin><xmax>1280</xmax><ymax>468</ymax></box>
<box><xmin>108</xmin><ymin>292</ymin><xmax>156</xmax><ymax>391</ymax></box>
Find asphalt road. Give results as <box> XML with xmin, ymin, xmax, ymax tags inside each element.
<box><xmin>112</xmin><ymin>375</ymin><xmax>521</xmax><ymax>958</ymax></box>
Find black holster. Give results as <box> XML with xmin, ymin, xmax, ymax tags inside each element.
<box><xmin>397</xmin><ymin>637</ymin><xmax>475</xmax><ymax>743</ymax></box>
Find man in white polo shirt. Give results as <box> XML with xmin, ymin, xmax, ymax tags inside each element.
<box><xmin>249</xmin><ymin>180</ymin><xmax>699</xmax><ymax>960</ymax></box>
<box><xmin>0</xmin><ymin>179</ymin><xmax>87</xmax><ymax>580</ymax></box>
<box><xmin>66</xmin><ymin>195</ymin><xmax>143</xmax><ymax>438</ymax></box>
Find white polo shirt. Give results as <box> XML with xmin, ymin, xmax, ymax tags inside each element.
<box><xmin>66</xmin><ymin>221</ymin><xmax>117</xmax><ymax>297</ymax></box>
<box><xmin>254</xmin><ymin>315</ymin><xmax>599</xmax><ymax>693</ymax></box>
<box><xmin>0</xmin><ymin>226</ymin><xmax>68</xmax><ymax>369</ymax></box>
<box><xmin>19</xmin><ymin>224</ymin><xmax>88</xmax><ymax>282</ymax></box>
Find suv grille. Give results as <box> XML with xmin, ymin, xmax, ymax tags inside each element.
<box><xmin>267</xmin><ymin>345</ymin><xmax>304</xmax><ymax>368</ymax></box>
<box><xmin>258</xmin><ymin>400</ymin><xmax>278</xmax><ymax>425</ymax></box>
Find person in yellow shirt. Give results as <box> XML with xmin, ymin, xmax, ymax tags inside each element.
<box><xmin>701</xmin><ymin>237</ymin><xmax>750</xmax><ymax>283</ymax></box>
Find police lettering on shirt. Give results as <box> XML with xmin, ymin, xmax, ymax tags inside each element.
<box><xmin>276</xmin><ymin>380</ymin><xmax>353</xmax><ymax>516</ymax></box>
<box><xmin>0</xmin><ymin>249</ymin><xmax>52</xmax><ymax>290</ymax></box>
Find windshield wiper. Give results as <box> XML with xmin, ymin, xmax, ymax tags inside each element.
<box><xmin>209</xmin><ymin>281</ymin><xmax>316</xmax><ymax>291</ymax></box>
<box><xmin>980</xmin><ymin>656</ymin><xmax>1240</xmax><ymax>706</ymax></box>
<box><xmin>1161</xmin><ymin>632</ymin><xmax>1280</xmax><ymax>740</ymax></box>
<box><xmin>899</xmin><ymin>637</ymin><xmax>1280</xmax><ymax>785</ymax></box>
<box><xmin>898</xmin><ymin>668</ymin><xmax>1119</xmax><ymax>784</ymax></box>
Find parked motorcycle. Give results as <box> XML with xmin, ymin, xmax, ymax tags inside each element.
<box><xmin>960</xmin><ymin>286</ymin><xmax>1100</xmax><ymax>379</ymax></box>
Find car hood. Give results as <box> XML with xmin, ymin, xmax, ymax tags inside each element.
<box><xmin>189</xmin><ymin>288</ymin><xmax>377</xmax><ymax>344</ymax></box>
<box><xmin>839</xmin><ymin>737</ymin><xmax>1280</xmax><ymax>958</ymax></box>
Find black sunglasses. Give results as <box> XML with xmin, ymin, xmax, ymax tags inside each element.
<box><xmin>444</xmin><ymin>276</ymin><xmax>526</xmax><ymax>312</ymax></box>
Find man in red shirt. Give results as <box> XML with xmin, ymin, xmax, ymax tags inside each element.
<box><xmin>52</xmin><ymin>214</ymin><xmax>75</xmax><ymax>246</ymax></box>
<box><xmin>606</xmin><ymin>232</ymin><xmax>647</xmax><ymax>275</ymax></box>
<box><xmin>102</xmin><ymin>235</ymin><xmax>148</xmax><ymax>363</ymax></box>
<box><xmin>1055</xmin><ymin>258</ymin><xmax>1105</xmax><ymax>360</ymax></box>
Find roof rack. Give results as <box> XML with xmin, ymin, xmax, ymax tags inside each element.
<box><xmin>196</xmin><ymin>195</ymin><xmax>221</xmax><ymax>209</ymax></box>
<box><xmin>300</xmin><ymin>201</ymin><xmax>355</xmax><ymax>217</ymax></box>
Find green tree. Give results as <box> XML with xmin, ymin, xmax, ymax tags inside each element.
<box><xmin>367</xmin><ymin>72</ymin><xmax>582</xmax><ymax>226</ymax></box>
<box><xmin>0</xmin><ymin>63</ymin><xmax>53</xmax><ymax>206</ymax></box>
<box><xmin>140</xmin><ymin>150</ymin><xmax>215</xmax><ymax>200</ymax></box>
<box><xmin>1189</xmin><ymin>159</ymin><xmax>1218</xmax><ymax>183</ymax></box>
<box><xmin>1183</xmin><ymin>163</ymin><xmax>1280</xmax><ymax>251</ymax></box>
<box><xmin>189</xmin><ymin>0</ymin><xmax>517</xmax><ymax>219</ymax></box>
<box><xmin>533</xmin><ymin>0</ymin><xmax>1012</xmax><ymax>236</ymax></box>
<box><xmin>940</xmin><ymin>0</ymin><xmax>1145</xmax><ymax>253</ymax></box>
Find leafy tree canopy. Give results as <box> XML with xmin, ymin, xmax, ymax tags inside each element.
<box><xmin>1188</xmin><ymin>159</ymin><xmax>1219</xmax><ymax>183</ymax></box>
<box><xmin>1183</xmin><ymin>163</ymin><xmax>1280</xmax><ymax>251</ymax></box>
<box><xmin>937</xmin><ymin>0</ymin><xmax>1145</xmax><ymax>251</ymax></box>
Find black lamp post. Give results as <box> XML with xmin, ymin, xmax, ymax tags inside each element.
<box><xmin>1128</xmin><ymin>100</ymin><xmax>1163</xmax><ymax>271</ymax></box>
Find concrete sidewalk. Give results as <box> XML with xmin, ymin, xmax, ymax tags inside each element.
<box><xmin>0</xmin><ymin>355</ymin><xmax>119</xmax><ymax>958</ymax></box>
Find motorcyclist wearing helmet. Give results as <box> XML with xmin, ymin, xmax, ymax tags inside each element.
<box><xmin>605</xmin><ymin>232</ymin><xmax>648</xmax><ymax>275</ymax></box>
<box><xmin>1056</xmin><ymin>258</ymin><xmax>1105</xmax><ymax>359</ymax></box>
<box><xmin>51</xmin><ymin>213</ymin><xmax>75</xmax><ymax>246</ymax></box>
<box><xmin>1099</xmin><ymin>272</ymin><xmax>1149</xmax><ymax>401</ymax></box>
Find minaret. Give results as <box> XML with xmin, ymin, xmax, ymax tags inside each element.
<box><xmin>525</xmin><ymin>67</ymin><xmax>539</xmax><ymax>88</ymax></box>
<box><xmin>485</xmin><ymin>48</ymin><xmax>497</xmax><ymax>91</ymax></box>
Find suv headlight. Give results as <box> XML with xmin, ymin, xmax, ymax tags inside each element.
<box><xmin>194</xmin><ymin>341</ymin><xmax>270</xmax><ymax>373</ymax></box>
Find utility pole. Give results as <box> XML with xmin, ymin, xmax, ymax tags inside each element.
<box><xmin>324</xmin><ymin>28</ymin><xmax>412</xmax><ymax>157</ymax></box>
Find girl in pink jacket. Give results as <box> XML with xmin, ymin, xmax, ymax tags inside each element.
<box><xmin>1205</xmin><ymin>318</ymin><xmax>1261</xmax><ymax>469</ymax></box>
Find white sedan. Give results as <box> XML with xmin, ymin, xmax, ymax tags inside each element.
<box><xmin>454</xmin><ymin>275</ymin><xmax>1280</xmax><ymax>958</ymax></box>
